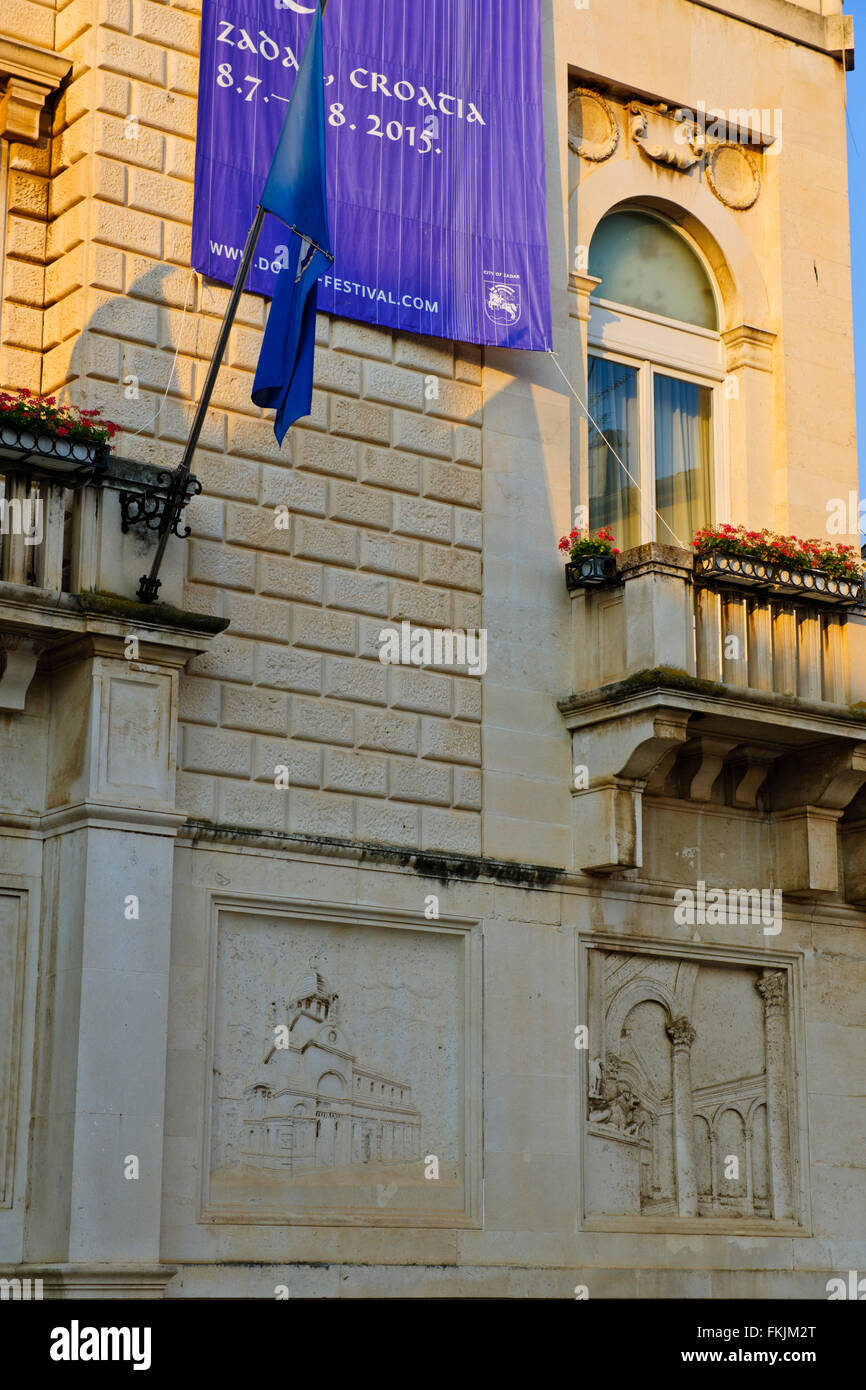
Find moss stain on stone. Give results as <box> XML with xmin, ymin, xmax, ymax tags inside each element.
<box><xmin>185</xmin><ymin>819</ymin><xmax>563</xmax><ymax>888</ymax></box>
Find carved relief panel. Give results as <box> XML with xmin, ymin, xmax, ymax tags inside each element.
<box><xmin>201</xmin><ymin>900</ymin><xmax>481</xmax><ymax>1227</ymax></box>
<box><xmin>580</xmin><ymin>940</ymin><xmax>806</xmax><ymax>1231</ymax></box>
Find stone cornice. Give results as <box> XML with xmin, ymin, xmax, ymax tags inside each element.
<box><xmin>557</xmin><ymin>667</ymin><xmax>866</xmax><ymax>742</ymax></box>
<box><xmin>685</xmin><ymin>0</ymin><xmax>853</xmax><ymax>68</ymax></box>
<box><xmin>0</xmin><ymin>580</ymin><xmax>227</xmax><ymax>654</ymax></box>
<box><xmin>0</xmin><ymin>39</ymin><xmax>71</xmax><ymax>144</ymax></box>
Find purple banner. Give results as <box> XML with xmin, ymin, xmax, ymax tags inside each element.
<box><xmin>191</xmin><ymin>0</ymin><xmax>551</xmax><ymax>350</ymax></box>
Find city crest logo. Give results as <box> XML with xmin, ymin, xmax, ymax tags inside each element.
<box><xmin>483</xmin><ymin>270</ymin><xmax>521</xmax><ymax>326</ymax></box>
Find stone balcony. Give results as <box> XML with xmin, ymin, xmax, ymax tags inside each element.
<box><xmin>0</xmin><ymin>454</ymin><xmax>215</xmax><ymax>712</ymax></box>
<box><xmin>0</xmin><ymin>455</ymin><xmax>224</xmax><ymax>828</ymax></box>
<box><xmin>559</xmin><ymin>544</ymin><xmax>866</xmax><ymax>900</ymax></box>
<box><xmin>0</xmin><ymin>453</ymin><xmax>192</xmax><ymax>599</ymax></box>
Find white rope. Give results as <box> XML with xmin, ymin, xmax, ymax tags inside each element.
<box><xmin>126</xmin><ymin>267</ymin><xmax>198</xmax><ymax>440</ymax></box>
<box><xmin>547</xmin><ymin>349</ymin><xmax>686</xmax><ymax>549</ymax></box>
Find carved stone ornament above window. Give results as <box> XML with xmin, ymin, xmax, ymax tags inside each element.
<box><xmin>621</xmin><ymin>99</ymin><xmax>762</xmax><ymax>211</ymax></box>
<box><xmin>629</xmin><ymin>102</ymin><xmax>706</xmax><ymax>172</ymax></box>
<box><xmin>568</xmin><ymin>88</ymin><xmax>619</xmax><ymax>163</ymax></box>
<box><xmin>705</xmin><ymin>142</ymin><xmax>761</xmax><ymax>211</ymax></box>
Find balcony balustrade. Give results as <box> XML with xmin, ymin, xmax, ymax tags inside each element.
<box><xmin>0</xmin><ymin>455</ymin><xmax>210</xmax><ymax>712</ymax></box>
<box><xmin>560</xmin><ymin>544</ymin><xmax>866</xmax><ymax>898</ymax></box>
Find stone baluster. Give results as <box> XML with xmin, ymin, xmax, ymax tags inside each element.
<box><xmin>33</xmin><ymin>483</ymin><xmax>66</xmax><ymax>591</ymax></box>
<box><xmin>772</xmin><ymin>602</ymin><xmax>797</xmax><ymax>695</ymax></box>
<box><xmin>796</xmin><ymin>608</ymin><xmax>822</xmax><ymax>702</ymax></box>
<box><xmin>721</xmin><ymin>593</ymin><xmax>748</xmax><ymax>686</ymax></box>
<box><xmin>821</xmin><ymin>612</ymin><xmax>847</xmax><ymax>704</ymax></box>
<box><xmin>695</xmin><ymin>587</ymin><xmax>722</xmax><ymax>681</ymax></box>
<box><xmin>747</xmin><ymin>598</ymin><xmax>774</xmax><ymax>691</ymax></box>
<box><xmin>0</xmin><ymin>474</ymin><xmax>31</xmax><ymax>585</ymax></box>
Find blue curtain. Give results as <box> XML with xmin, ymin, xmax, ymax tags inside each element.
<box><xmin>588</xmin><ymin>354</ymin><xmax>640</xmax><ymax>550</ymax></box>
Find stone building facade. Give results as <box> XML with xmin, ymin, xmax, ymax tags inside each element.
<box><xmin>0</xmin><ymin>0</ymin><xmax>863</xmax><ymax>1297</ymax></box>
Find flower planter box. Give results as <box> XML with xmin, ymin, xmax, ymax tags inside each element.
<box><xmin>694</xmin><ymin>550</ymin><xmax>862</xmax><ymax>607</ymax></box>
<box><xmin>0</xmin><ymin>423</ymin><xmax>109</xmax><ymax>484</ymax></box>
<box><xmin>766</xmin><ymin>564</ymin><xmax>862</xmax><ymax>605</ymax></box>
<box><xmin>694</xmin><ymin>550</ymin><xmax>773</xmax><ymax>589</ymax></box>
<box><xmin>565</xmin><ymin>554</ymin><xmax>618</xmax><ymax>591</ymax></box>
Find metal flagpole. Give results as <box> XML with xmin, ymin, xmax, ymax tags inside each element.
<box><xmin>136</xmin><ymin>0</ymin><xmax>328</xmax><ymax>602</ymax></box>
<box><xmin>137</xmin><ymin>205</ymin><xmax>266</xmax><ymax>601</ymax></box>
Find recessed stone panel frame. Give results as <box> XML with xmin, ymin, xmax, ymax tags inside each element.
<box><xmin>577</xmin><ymin>933</ymin><xmax>811</xmax><ymax>1237</ymax></box>
<box><xmin>198</xmin><ymin>894</ymin><xmax>482</xmax><ymax>1228</ymax></box>
<box><xmin>0</xmin><ymin>890</ymin><xmax>27</xmax><ymax>1209</ymax></box>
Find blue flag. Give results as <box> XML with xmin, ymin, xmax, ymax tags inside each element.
<box><xmin>251</xmin><ymin>0</ymin><xmax>332</xmax><ymax>443</ymax></box>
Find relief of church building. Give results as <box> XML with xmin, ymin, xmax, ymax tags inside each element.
<box><xmin>584</xmin><ymin>949</ymin><xmax>799</xmax><ymax>1227</ymax></box>
<box><xmin>236</xmin><ymin>965</ymin><xmax>422</xmax><ymax>1177</ymax></box>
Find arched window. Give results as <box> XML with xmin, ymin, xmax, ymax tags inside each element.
<box><xmin>586</xmin><ymin>209</ymin><xmax>724</xmax><ymax>550</ymax></box>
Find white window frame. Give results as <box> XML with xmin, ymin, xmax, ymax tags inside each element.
<box><xmin>587</xmin><ymin>300</ymin><xmax>728</xmax><ymax>548</ymax></box>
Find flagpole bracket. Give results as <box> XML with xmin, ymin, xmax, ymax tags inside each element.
<box><xmin>117</xmin><ymin>467</ymin><xmax>203</xmax><ymax>604</ymax></box>
<box><xmin>119</xmin><ymin>470</ymin><xmax>202</xmax><ymax>539</ymax></box>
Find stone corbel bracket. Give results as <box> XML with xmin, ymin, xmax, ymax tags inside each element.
<box><xmin>0</xmin><ymin>40</ymin><xmax>71</xmax><ymax>144</ymax></box>
<box><xmin>731</xmin><ymin>745</ymin><xmax>779</xmax><ymax>809</ymax></box>
<box><xmin>0</xmin><ymin>632</ymin><xmax>47</xmax><ymax>711</ymax></box>
<box><xmin>769</xmin><ymin>743</ymin><xmax>866</xmax><ymax>897</ymax></box>
<box><xmin>721</xmin><ymin>324</ymin><xmax>776</xmax><ymax>374</ymax></box>
<box><xmin>565</xmin><ymin>707</ymin><xmax>691</xmax><ymax>872</ymax></box>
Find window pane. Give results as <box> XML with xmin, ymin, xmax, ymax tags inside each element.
<box><xmin>653</xmin><ymin>374</ymin><xmax>713</xmax><ymax>546</ymax></box>
<box><xmin>588</xmin><ymin>210</ymin><xmax>718</xmax><ymax>330</ymax></box>
<box><xmin>588</xmin><ymin>355</ymin><xmax>641</xmax><ymax>551</ymax></box>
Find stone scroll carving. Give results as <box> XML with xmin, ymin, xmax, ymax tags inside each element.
<box><xmin>584</xmin><ymin>948</ymin><xmax>799</xmax><ymax>1225</ymax></box>
<box><xmin>629</xmin><ymin>103</ymin><xmax>705</xmax><ymax>171</ymax></box>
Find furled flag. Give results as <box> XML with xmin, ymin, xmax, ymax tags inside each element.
<box><xmin>252</xmin><ymin>0</ymin><xmax>333</xmax><ymax>443</ymax></box>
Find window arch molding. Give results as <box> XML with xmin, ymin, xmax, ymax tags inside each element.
<box><xmin>568</xmin><ymin>174</ymin><xmax>777</xmax><ymax>548</ymax></box>
<box><xmin>570</xmin><ymin>165</ymin><xmax>771</xmax><ymax>332</ymax></box>
<box><xmin>589</xmin><ymin>204</ymin><xmax>722</xmax><ymax>332</ymax></box>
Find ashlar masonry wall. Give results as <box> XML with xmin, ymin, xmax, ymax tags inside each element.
<box><xmin>15</xmin><ymin>0</ymin><xmax>489</xmax><ymax>857</ymax></box>
<box><xmin>176</xmin><ymin>317</ymin><xmax>486</xmax><ymax>856</ymax></box>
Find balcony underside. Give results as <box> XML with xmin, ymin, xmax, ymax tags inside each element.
<box><xmin>559</xmin><ymin>671</ymin><xmax>866</xmax><ymax>897</ymax></box>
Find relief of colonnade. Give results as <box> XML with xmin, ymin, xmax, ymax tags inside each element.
<box><xmin>585</xmin><ymin>950</ymin><xmax>796</xmax><ymax>1224</ymax></box>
